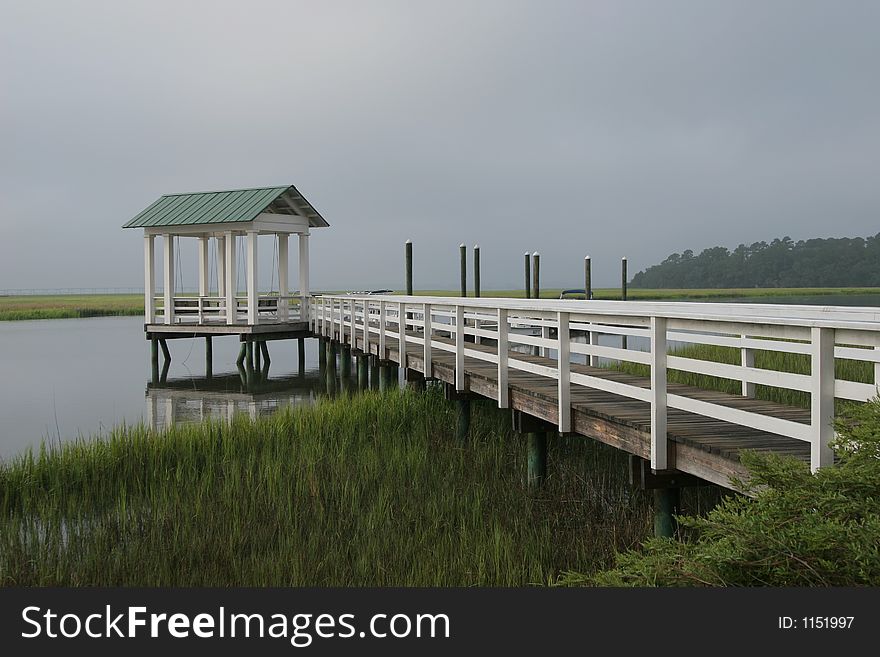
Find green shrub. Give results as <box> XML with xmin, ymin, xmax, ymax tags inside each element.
<box><xmin>560</xmin><ymin>399</ymin><xmax>880</xmax><ymax>586</ymax></box>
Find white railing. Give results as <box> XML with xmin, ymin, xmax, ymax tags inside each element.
<box><xmin>153</xmin><ymin>294</ymin><xmax>309</xmax><ymax>324</ymax></box>
<box><xmin>311</xmin><ymin>294</ymin><xmax>880</xmax><ymax>473</ymax></box>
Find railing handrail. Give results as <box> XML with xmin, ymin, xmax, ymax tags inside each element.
<box><xmin>318</xmin><ymin>293</ymin><xmax>880</xmax><ymax>333</ymax></box>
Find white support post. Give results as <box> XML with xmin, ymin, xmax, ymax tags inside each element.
<box><xmin>246</xmin><ymin>231</ymin><xmax>258</xmax><ymax>325</ymax></box>
<box><xmin>350</xmin><ymin>298</ymin><xmax>356</xmax><ymax>346</ymax></box>
<box><xmin>650</xmin><ymin>316</ymin><xmax>668</xmax><ymax>470</ymax></box>
<box><xmin>589</xmin><ymin>325</ymin><xmax>599</xmax><ymax>367</ymax></box>
<box><xmin>321</xmin><ymin>298</ymin><xmax>326</xmax><ymax>336</ymax></box>
<box><xmin>874</xmin><ymin>346</ymin><xmax>880</xmax><ymax>392</ymax></box>
<box><xmin>298</xmin><ymin>233</ymin><xmax>310</xmax><ymax>322</ymax></box>
<box><xmin>340</xmin><ymin>299</ymin><xmax>346</xmax><ymax>343</ymax></box>
<box><xmin>379</xmin><ymin>301</ymin><xmax>386</xmax><ymax>359</ymax></box>
<box><xmin>810</xmin><ymin>327</ymin><xmax>835</xmax><ymax>472</ymax></box>
<box><xmin>224</xmin><ymin>232</ymin><xmax>236</xmax><ymax>325</ymax></box>
<box><xmin>363</xmin><ymin>300</ymin><xmax>370</xmax><ymax>353</ymax></box>
<box><xmin>163</xmin><ymin>233</ymin><xmax>174</xmax><ymax>325</ymax></box>
<box><xmin>497</xmin><ymin>308</ymin><xmax>509</xmax><ymax>408</ymax></box>
<box><xmin>278</xmin><ymin>233</ymin><xmax>289</xmax><ymax>321</ymax></box>
<box><xmin>557</xmin><ymin>311</ymin><xmax>571</xmax><ymax>433</ymax></box>
<box><xmin>455</xmin><ymin>305</ymin><xmax>465</xmax><ymax>391</ymax></box>
<box><xmin>398</xmin><ymin>301</ymin><xmax>407</xmax><ymax>370</ymax></box>
<box><xmin>216</xmin><ymin>235</ymin><xmax>226</xmax><ymax>299</ymax></box>
<box><xmin>541</xmin><ymin>324</ymin><xmax>550</xmax><ymax>358</ymax></box>
<box><xmin>741</xmin><ymin>335</ymin><xmax>756</xmax><ymax>398</ymax></box>
<box><xmin>198</xmin><ymin>236</ymin><xmax>209</xmax><ymax>299</ymax></box>
<box><xmin>144</xmin><ymin>234</ymin><xmax>155</xmax><ymax>324</ymax></box>
<box><xmin>423</xmin><ymin>303</ymin><xmax>432</xmax><ymax>379</ymax></box>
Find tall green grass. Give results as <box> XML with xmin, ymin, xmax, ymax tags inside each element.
<box><xmin>0</xmin><ymin>388</ymin><xmax>720</xmax><ymax>587</ymax></box>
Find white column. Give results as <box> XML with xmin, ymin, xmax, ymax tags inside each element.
<box><xmin>198</xmin><ymin>236</ymin><xmax>209</xmax><ymax>298</ymax></box>
<box><xmin>298</xmin><ymin>232</ymin><xmax>310</xmax><ymax>321</ymax></box>
<box><xmin>557</xmin><ymin>311</ymin><xmax>571</xmax><ymax>433</ymax></box>
<box><xmin>163</xmin><ymin>233</ymin><xmax>174</xmax><ymax>325</ymax></box>
<box><xmin>810</xmin><ymin>327</ymin><xmax>835</xmax><ymax>471</ymax></box>
<box><xmin>650</xmin><ymin>316</ymin><xmax>668</xmax><ymax>470</ymax></box>
<box><xmin>144</xmin><ymin>234</ymin><xmax>155</xmax><ymax>324</ymax></box>
<box><xmin>278</xmin><ymin>233</ymin><xmax>289</xmax><ymax>321</ymax></box>
<box><xmin>216</xmin><ymin>235</ymin><xmax>226</xmax><ymax>298</ymax></box>
<box><xmin>246</xmin><ymin>230</ymin><xmax>259</xmax><ymax>325</ymax></box>
<box><xmin>225</xmin><ymin>232</ymin><xmax>236</xmax><ymax>325</ymax></box>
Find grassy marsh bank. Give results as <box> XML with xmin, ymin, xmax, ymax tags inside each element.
<box><xmin>1</xmin><ymin>388</ymin><xmax>724</xmax><ymax>586</ymax></box>
<box><xmin>2</xmin><ymin>287</ymin><xmax>879</xmax><ymax>321</ymax></box>
<box><xmin>0</xmin><ymin>294</ymin><xmax>143</xmax><ymax>321</ymax></box>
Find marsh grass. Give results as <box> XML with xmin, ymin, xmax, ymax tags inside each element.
<box><xmin>0</xmin><ymin>388</ymin><xmax>724</xmax><ymax>587</ymax></box>
<box><xmin>0</xmin><ymin>294</ymin><xmax>143</xmax><ymax>321</ymax></box>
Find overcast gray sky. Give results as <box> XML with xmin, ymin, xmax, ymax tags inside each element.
<box><xmin>1</xmin><ymin>0</ymin><xmax>878</xmax><ymax>292</ymax></box>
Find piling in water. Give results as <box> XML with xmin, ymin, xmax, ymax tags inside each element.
<box><xmin>527</xmin><ymin>432</ymin><xmax>548</xmax><ymax>488</ymax></box>
<box><xmin>474</xmin><ymin>245</ymin><xmax>481</xmax><ymax>298</ymax></box>
<box><xmin>459</xmin><ymin>243</ymin><xmax>467</xmax><ymax>298</ymax></box>
<box><xmin>532</xmin><ymin>252</ymin><xmax>540</xmax><ymax>300</ymax></box>
<box><xmin>524</xmin><ymin>252</ymin><xmax>531</xmax><ymax>299</ymax></box>
<box><xmin>584</xmin><ymin>256</ymin><xmax>592</xmax><ymax>300</ymax></box>
<box><xmin>405</xmin><ymin>240</ymin><xmax>413</xmax><ymax>296</ymax></box>
<box><xmin>205</xmin><ymin>336</ymin><xmax>213</xmax><ymax>379</ymax></box>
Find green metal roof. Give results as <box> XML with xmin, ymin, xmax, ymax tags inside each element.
<box><xmin>122</xmin><ymin>185</ymin><xmax>329</xmax><ymax>229</ymax></box>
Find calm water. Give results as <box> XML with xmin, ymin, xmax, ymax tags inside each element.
<box><xmin>2</xmin><ymin>294</ymin><xmax>878</xmax><ymax>460</ymax></box>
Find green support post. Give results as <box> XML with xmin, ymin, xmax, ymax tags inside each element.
<box><xmin>584</xmin><ymin>255</ymin><xmax>592</xmax><ymax>300</ymax></box>
<box><xmin>340</xmin><ymin>345</ymin><xmax>352</xmax><ymax>378</ymax></box>
<box><xmin>205</xmin><ymin>336</ymin><xmax>213</xmax><ymax>379</ymax></box>
<box><xmin>527</xmin><ymin>432</ymin><xmax>547</xmax><ymax>488</ymax></box>
<box><xmin>459</xmin><ymin>243</ymin><xmax>467</xmax><ymax>298</ymax></box>
<box><xmin>297</xmin><ymin>337</ymin><xmax>306</xmax><ymax>375</ymax></box>
<box><xmin>621</xmin><ymin>256</ymin><xmax>628</xmax><ymax>349</ymax></box>
<box><xmin>357</xmin><ymin>353</ymin><xmax>370</xmax><ymax>390</ymax></box>
<box><xmin>653</xmin><ymin>488</ymin><xmax>680</xmax><ymax>539</ymax></box>
<box><xmin>255</xmin><ymin>341</ymin><xmax>262</xmax><ymax>371</ymax></box>
<box><xmin>236</xmin><ymin>342</ymin><xmax>247</xmax><ymax>367</ymax></box>
<box><xmin>405</xmin><ymin>239</ymin><xmax>413</xmax><ymax>295</ymax></box>
<box><xmin>325</xmin><ymin>341</ymin><xmax>338</xmax><ymax>396</ymax></box>
<box><xmin>260</xmin><ymin>341</ymin><xmax>270</xmax><ymax>367</ymax></box>
<box><xmin>473</xmin><ymin>244</ymin><xmax>480</xmax><ymax>298</ymax></box>
<box><xmin>150</xmin><ymin>337</ymin><xmax>159</xmax><ymax>383</ymax></box>
<box><xmin>369</xmin><ymin>355</ymin><xmax>380</xmax><ymax>390</ymax></box>
<box><xmin>456</xmin><ymin>399</ymin><xmax>471</xmax><ymax>444</ymax></box>
<box><xmin>532</xmin><ymin>251</ymin><xmax>540</xmax><ymax>300</ymax></box>
<box><xmin>524</xmin><ymin>252</ymin><xmax>531</xmax><ymax>299</ymax></box>
<box><xmin>245</xmin><ymin>341</ymin><xmax>254</xmax><ymax>377</ymax></box>
<box><xmin>159</xmin><ymin>338</ymin><xmax>171</xmax><ymax>365</ymax></box>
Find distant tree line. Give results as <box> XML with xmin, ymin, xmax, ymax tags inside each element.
<box><xmin>630</xmin><ymin>235</ymin><xmax>880</xmax><ymax>288</ymax></box>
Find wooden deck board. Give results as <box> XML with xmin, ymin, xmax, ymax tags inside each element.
<box><xmin>331</xmin><ymin>328</ymin><xmax>811</xmax><ymax>490</ymax></box>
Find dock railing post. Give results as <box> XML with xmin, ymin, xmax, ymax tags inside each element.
<box><xmin>497</xmin><ymin>308</ymin><xmax>509</xmax><ymax>408</ymax></box>
<box><xmin>363</xmin><ymin>299</ymin><xmax>371</xmax><ymax>355</ymax></box>
<box><xmin>650</xmin><ymin>316</ymin><xmax>668</xmax><ymax>470</ymax></box>
<box><xmin>455</xmin><ymin>304</ymin><xmax>465</xmax><ymax>391</ymax></box>
<box><xmin>398</xmin><ymin>301</ymin><xmax>407</xmax><ymax>380</ymax></box>
<box><xmin>405</xmin><ymin>240</ymin><xmax>413</xmax><ymax>296</ymax></box>
<box><xmin>741</xmin><ymin>335</ymin><xmax>756</xmax><ymax>397</ymax></box>
<box><xmin>810</xmin><ymin>327</ymin><xmax>835</xmax><ymax>471</ymax></box>
<box><xmin>379</xmin><ymin>300</ymin><xmax>386</xmax><ymax>360</ymax></box>
<box><xmin>557</xmin><ymin>311</ymin><xmax>571</xmax><ymax>433</ymax></box>
<box><xmin>524</xmin><ymin>252</ymin><xmax>531</xmax><ymax>299</ymax></box>
<box><xmin>423</xmin><ymin>303</ymin><xmax>432</xmax><ymax>379</ymax></box>
<box><xmin>621</xmin><ymin>256</ymin><xmax>628</xmax><ymax>350</ymax></box>
<box><xmin>144</xmin><ymin>235</ymin><xmax>155</xmax><ymax>324</ymax></box>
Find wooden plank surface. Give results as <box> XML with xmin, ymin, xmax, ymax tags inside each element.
<box><xmin>338</xmin><ymin>328</ymin><xmax>811</xmax><ymax>491</ymax></box>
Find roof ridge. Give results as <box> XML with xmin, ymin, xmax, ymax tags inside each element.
<box><xmin>161</xmin><ymin>184</ymin><xmax>290</xmax><ymax>197</ymax></box>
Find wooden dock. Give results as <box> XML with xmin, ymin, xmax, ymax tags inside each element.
<box><xmin>311</xmin><ymin>295</ymin><xmax>880</xmax><ymax>491</ymax></box>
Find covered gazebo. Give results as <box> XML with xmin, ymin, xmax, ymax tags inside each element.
<box><xmin>123</xmin><ymin>185</ymin><xmax>328</xmax><ymax>327</ymax></box>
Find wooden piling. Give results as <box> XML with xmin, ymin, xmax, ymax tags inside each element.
<box><xmin>653</xmin><ymin>488</ymin><xmax>680</xmax><ymax>539</ymax></box>
<box><xmin>159</xmin><ymin>338</ymin><xmax>171</xmax><ymax>365</ymax></box>
<box><xmin>254</xmin><ymin>340</ymin><xmax>262</xmax><ymax>371</ymax></box>
<box><xmin>236</xmin><ymin>342</ymin><xmax>246</xmax><ymax>367</ymax></box>
<box><xmin>297</xmin><ymin>337</ymin><xmax>306</xmax><ymax>374</ymax></box>
<box><xmin>584</xmin><ymin>255</ymin><xmax>592</xmax><ymax>300</ymax></box>
<box><xmin>340</xmin><ymin>345</ymin><xmax>352</xmax><ymax>377</ymax></box>
<box><xmin>473</xmin><ymin>245</ymin><xmax>481</xmax><ymax>298</ymax></box>
<box><xmin>527</xmin><ymin>432</ymin><xmax>547</xmax><ymax>488</ymax></box>
<box><xmin>532</xmin><ymin>251</ymin><xmax>540</xmax><ymax>299</ymax></box>
<box><xmin>378</xmin><ymin>362</ymin><xmax>390</xmax><ymax>392</ymax></box>
<box><xmin>459</xmin><ymin>243</ymin><xmax>467</xmax><ymax>298</ymax></box>
<box><xmin>369</xmin><ymin>354</ymin><xmax>380</xmax><ymax>390</ymax></box>
<box><xmin>405</xmin><ymin>239</ymin><xmax>413</xmax><ymax>295</ymax></box>
<box><xmin>205</xmin><ymin>336</ymin><xmax>213</xmax><ymax>379</ymax></box>
<box><xmin>259</xmin><ymin>341</ymin><xmax>270</xmax><ymax>367</ymax></box>
<box><xmin>357</xmin><ymin>353</ymin><xmax>370</xmax><ymax>390</ymax></box>
<box><xmin>621</xmin><ymin>256</ymin><xmax>628</xmax><ymax>350</ymax></box>
<box><xmin>524</xmin><ymin>252</ymin><xmax>531</xmax><ymax>299</ymax></box>
<box><xmin>150</xmin><ymin>337</ymin><xmax>160</xmax><ymax>383</ymax></box>
<box><xmin>245</xmin><ymin>340</ymin><xmax>255</xmax><ymax>375</ymax></box>
<box><xmin>456</xmin><ymin>398</ymin><xmax>471</xmax><ymax>444</ymax></box>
